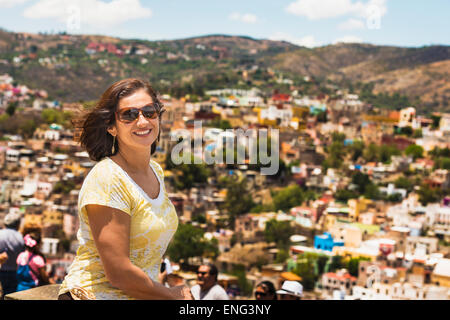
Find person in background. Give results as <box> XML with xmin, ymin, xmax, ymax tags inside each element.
<box><xmin>190</xmin><ymin>263</ymin><xmax>229</xmax><ymax>300</ymax></box>
<box><xmin>16</xmin><ymin>232</ymin><xmax>54</xmax><ymax>292</ymax></box>
<box><xmin>254</xmin><ymin>280</ymin><xmax>277</xmax><ymax>300</ymax></box>
<box><xmin>0</xmin><ymin>212</ymin><xmax>24</xmax><ymax>299</ymax></box>
<box><xmin>276</xmin><ymin>280</ymin><xmax>303</xmax><ymax>300</ymax></box>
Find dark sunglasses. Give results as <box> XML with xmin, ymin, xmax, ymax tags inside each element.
<box><xmin>197</xmin><ymin>271</ymin><xmax>209</xmax><ymax>276</ymax></box>
<box><xmin>116</xmin><ymin>103</ymin><xmax>161</xmax><ymax>123</ymax></box>
<box><xmin>255</xmin><ymin>291</ymin><xmax>269</xmax><ymax>297</ymax></box>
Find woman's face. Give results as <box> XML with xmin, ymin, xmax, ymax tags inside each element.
<box><xmin>254</xmin><ymin>285</ymin><xmax>274</xmax><ymax>300</ymax></box>
<box><xmin>109</xmin><ymin>89</ymin><xmax>160</xmax><ymax>153</ymax></box>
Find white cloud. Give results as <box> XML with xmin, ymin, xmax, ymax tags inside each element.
<box><xmin>229</xmin><ymin>12</ymin><xmax>258</xmax><ymax>24</ymax></box>
<box><xmin>0</xmin><ymin>0</ymin><xmax>30</xmax><ymax>8</ymax></box>
<box><xmin>285</xmin><ymin>0</ymin><xmax>387</xmax><ymax>20</ymax></box>
<box><xmin>333</xmin><ymin>35</ymin><xmax>363</xmax><ymax>44</ymax></box>
<box><xmin>338</xmin><ymin>18</ymin><xmax>365</xmax><ymax>30</ymax></box>
<box><xmin>269</xmin><ymin>32</ymin><xmax>321</xmax><ymax>48</ymax></box>
<box><xmin>22</xmin><ymin>0</ymin><xmax>152</xmax><ymax>29</ymax></box>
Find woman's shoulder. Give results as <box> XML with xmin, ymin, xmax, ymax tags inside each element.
<box><xmin>79</xmin><ymin>158</ymin><xmax>131</xmax><ymax>198</ymax></box>
<box><xmin>90</xmin><ymin>157</ymin><xmax>113</xmax><ymax>173</ymax></box>
<box><xmin>84</xmin><ymin>158</ymin><xmax>125</xmax><ymax>183</ymax></box>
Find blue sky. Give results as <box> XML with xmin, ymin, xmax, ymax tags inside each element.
<box><xmin>0</xmin><ymin>0</ymin><xmax>448</xmax><ymax>47</ymax></box>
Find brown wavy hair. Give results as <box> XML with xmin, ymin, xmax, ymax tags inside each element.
<box><xmin>73</xmin><ymin>78</ymin><xmax>165</xmax><ymax>161</ymax></box>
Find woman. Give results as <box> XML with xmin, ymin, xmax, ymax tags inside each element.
<box><xmin>254</xmin><ymin>281</ymin><xmax>277</xmax><ymax>300</ymax></box>
<box><xmin>16</xmin><ymin>232</ymin><xmax>53</xmax><ymax>291</ymax></box>
<box><xmin>58</xmin><ymin>78</ymin><xmax>193</xmax><ymax>300</ymax></box>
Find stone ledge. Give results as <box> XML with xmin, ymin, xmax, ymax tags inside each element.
<box><xmin>4</xmin><ymin>284</ymin><xmax>61</xmax><ymax>300</ymax></box>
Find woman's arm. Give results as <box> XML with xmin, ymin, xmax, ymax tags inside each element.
<box><xmin>86</xmin><ymin>204</ymin><xmax>192</xmax><ymax>300</ymax></box>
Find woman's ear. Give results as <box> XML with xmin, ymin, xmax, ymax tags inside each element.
<box><xmin>107</xmin><ymin>126</ymin><xmax>117</xmax><ymax>137</ymax></box>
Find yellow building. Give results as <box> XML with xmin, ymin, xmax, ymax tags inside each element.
<box><xmin>254</xmin><ymin>107</ymin><xmax>278</xmax><ymax>127</ymax></box>
<box><xmin>63</xmin><ymin>162</ymin><xmax>86</xmax><ymax>177</ymax></box>
<box><xmin>323</xmin><ymin>214</ymin><xmax>337</xmax><ymax>231</ymax></box>
<box><xmin>348</xmin><ymin>198</ymin><xmax>372</xmax><ymax>222</ymax></box>
<box><xmin>23</xmin><ymin>213</ymin><xmax>42</xmax><ymax>231</ymax></box>
<box><xmin>291</xmin><ymin>106</ymin><xmax>309</xmax><ymax>130</ymax></box>
<box><xmin>431</xmin><ymin>259</ymin><xmax>450</xmax><ymax>287</ymax></box>
<box><xmin>226</xmin><ymin>117</ymin><xmax>244</xmax><ymax>128</ymax></box>
<box><xmin>43</xmin><ymin>210</ymin><xmax>63</xmax><ymax>227</ymax></box>
<box><xmin>332</xmin><ymin>246</ymin><xmax>378</xmax><ymax>261</ymax></box>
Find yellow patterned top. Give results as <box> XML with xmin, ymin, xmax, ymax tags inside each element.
<box><xmin>58</xmin><ymin>157</ymin><xmax>178</xmax><ymax>300</ymax></box>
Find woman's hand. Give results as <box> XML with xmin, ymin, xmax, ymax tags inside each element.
<box><xmin>0</xmin><ymin>251</ymin><xmax>8</xmax><ymax>264</ymax></box>
<box><xmin>170</xmin><ymin>285</ymin><xmax>194</xmax><ymax>300</ymax></box>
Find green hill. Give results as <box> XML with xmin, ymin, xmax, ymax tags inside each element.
<box><xmin>0</xmin><ymin>30</ymin><xmax>448</xmax><ymax>112</ymax></box>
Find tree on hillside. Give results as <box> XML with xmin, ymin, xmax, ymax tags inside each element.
<box><xmin>272</xmin><ymin>184</ymin><xmax>305</xmax><ymax>212</ymax></box>
<box><xmin>166</xmin><ymin>223</ymin><xmax>219</xmax><ymax>264</ymax></box>
<box><xmin>221</xmin><ymin>177</ymin><xmax>254</xmax><ymax>226</ymax></box>
<box><xmin>430</xmin><ymin>147</ymin><xmax>450</xmax><ymax>169</ymax></box>
<box><xmin>431</xmin><ymin>114</ymin><xmax>441</xmax><ymax>129</ymax></box>
<box><xmin>322</xmin><ymin>140</ymin><xmax>346</xmax><ymax>170</ymax></box>
<box><xmin>363</xmin><ymin>183</ymin><xmax>381</xmax><ymax>200</ymax></box>
<box><xmin>209</xmin><ymin>118</ymin><xmax>232</xmax><ymax>130</ymax></box>
<box><xmin>264</xmin><ymin>218</ymin><xmax>294</xmax><ymax>250</ymax></box>
<box><xmin>6</xmin><ymin>102</ymin><xmax>18</xmax><ymax>116</ymax></box>
<box><xmin>362</xmin><ymin>143</ymin><xmax>401</xmax><ymax>163</ymax></box>
<box><xmin>328</xmin><ymin>255</ymin><xmax>346</xmax><ymax>273</ymax></box>
<box><xmin>292</xmin><ymin>254</ymin><xmax>317</xmax><ymax>291</ymax></box>
<box><xmin>349</xmin><ymin>171</ymin><xmax>381</xmax><ymax>200</ymax></box>
<box><xmin>394</xmin><ymin>176</ymin><xmax>414</xmax><ymax>192</ymax></box>
<box><xmin>417</xmin><ymin>184</ymin><xmax>441</xmax><ymax>206</ymax></box>
<box><xmin>41</xmin><ymin>109</ymin><xmax>73</xmax><ymax>127</ymax></box>
<box><xmin>349</xmin><ymin>140</ymin><xmax>365</xmax><ymax>161</ymax></box>
<box><xmin>347</xmin><ymin>257</ymin><xmax>371</xmax><ymax>277</ymax></box>
<box><xmin>351</xmin><ymin>171</ymin><xmax>371</xmax><ymax>194</ymax></box>
<box><xmin>434</xmin><ymin>157</ymin><xmax>450</xmax><ymax>170</ymax></box>
<box><xmin>335</xmin><ymin>189</ymin><xmax>359</xmax><ymax>202</ymax></box>
<box><xmin>405</xmin><ymin>144</ymin><xmax>424</xmax><ymax>160</ymax></box>
<box><xmin>165</xmin><ymin>153</ymin><xmax>210</xmax><ymax>190</ymax></box>
<box><xmin>430</xmin><ymin>147</ymin><xmax>450</xmax><ymax>159</ymax></box>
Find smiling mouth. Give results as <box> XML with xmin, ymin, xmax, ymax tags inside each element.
<box><xmin>133</xmin><ymin>129</ymin><xmax>152</xmax><ymax>136</ymax></box>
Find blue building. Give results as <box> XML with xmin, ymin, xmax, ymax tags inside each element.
<box><xmin>314</xmin><ymin>232</ymin><xmax>344</xmax><ymax>252</ymax></box>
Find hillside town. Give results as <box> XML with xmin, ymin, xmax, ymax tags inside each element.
<box><xmin>1</xmin><ymin>70</ymin><xmax>449</xmax><ymax>300</ymax></box>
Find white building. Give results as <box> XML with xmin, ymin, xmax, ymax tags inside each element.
<box><xmin>379</xmin><ymin>183</ymin><xmax>407</xmax><ymax>199</ymax></box>
<box><xmin>42</xmin><ymin>238</ymin><xmax>60</xmax><ymax>255</ymax></box>
<box><xmin>425</xmin><ymin>205</ymin><xmax>450</xmax><ymax>237</ymax></box>
<box><xmin>349</xmin><ymin>283</ymin><xmax>449</xmax><ymax>300</ymax></box>
<box><xmin>259</xmin><ymin>105</ymin><xmax>293</xmax><ymax>127</ymax></box>
<box><xmin>5</xmin><ymin>148</ymin><xmax>20</xmax><ymax>162</ymax></box>
<box><xmin>398</xmin><ymin>107</ymin><xmax>418</xmax><ymax>129</ymax></box>
<box><xmin>439</xmin><ymin>113</ymin><xmax>450</xmax><ymax>132</ymax></box>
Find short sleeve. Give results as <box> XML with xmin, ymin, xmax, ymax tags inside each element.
<box><xmin>16</xmin><ymin>252</ymin><xmax>26</xmax><ymax>265</ymax></box>
<box><xmin>213</xmin><ymin>285</ymin><xmax>229</xmax><ymax>300</ymax></box>
<box><xmin>31</xmin><ymin>255</ymin><xmax>45</xmax><ymax>269</ymax></box>
<box><xmin>79</xmin><ymin>160</ymin><xmax>133</xmax><ymax>217</ymax></box>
